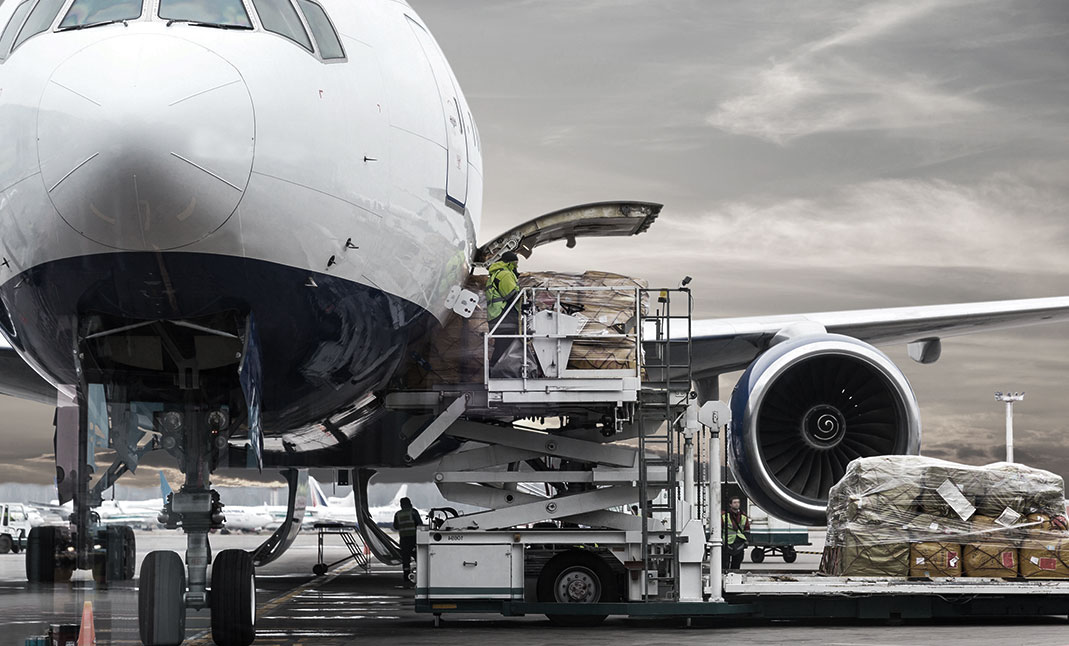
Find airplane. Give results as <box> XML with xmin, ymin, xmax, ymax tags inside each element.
<box><xmin>307</xmin><ymin>475</ymin><xmax>358</xmax><ymax>526</ymax></box>
<box><xmin>97</xmin><ymin>471</ymin><xmax>173</xmax><ymax>529</ymax></box>
<box><xmin>307</xmin><ymin>476</ymin><xmax>414</xmax><ymax>528</ymax></box>
<box><xmin>0</xmin><ymin>0</ymin><xmax>1068</xmax><ymax>644</ymax></box>
<box><xmin>218</xmin><ymin>505</ymin><xmax>272</xmax><ymax>534</ymax></box>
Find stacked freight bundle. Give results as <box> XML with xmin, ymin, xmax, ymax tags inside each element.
<box><xmin>405</xmin><ymin>271</ymin><xmax>647</xmax><ymax>387</ymax></box>
<box><xmin>820</xmin><ymin>456</ymin><xmax>1068</xmax><ymax>579</ymax></box>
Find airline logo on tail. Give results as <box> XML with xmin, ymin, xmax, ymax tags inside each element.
<box><xmin>159</xmin><ymin>472</ymin><xmax>173</xmax><ymax>505</ymax></box>
<box><xmin>308</xmin><ymin>476</ymin><xmax>331</xmax><ymax>509</ymax></box>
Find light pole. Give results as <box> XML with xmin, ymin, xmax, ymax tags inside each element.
<box><xmin>994</xmin><ymin>391</ymin><xmax>1024</xmax><ymax>463</ymax></box>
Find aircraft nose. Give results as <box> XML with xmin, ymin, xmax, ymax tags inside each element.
<box><xmin>38</xmin><ymin>34</ymin><xmax>254</xmax><ymax>251</ymax></box>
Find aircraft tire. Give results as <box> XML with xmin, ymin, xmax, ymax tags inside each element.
<box><xmin>93</xmin><ymin>526</ymin><xmax>136</xmax><ymax>584</ymax></box>
<box><xmin>26</xmin><ymin>526</ymin><xmax>58</xmax><ymax>583</ymax></box>
<box><xmin>0</xmin><ymin>535</ymin><xmax>11</xmax><ymax>554</ymax></box>
<box><xmin>138</xmin><ymin>550</ymin><xmax>187</xmax><ymax>646</ymax></box>
<box><xmin>211</xmin><ymin>549</ymin><xmax>256</xmax><ymax>646</ymax></box>
<box><xmin>537</xmin><ymin>550</ymin><xmax>615</xmax><ymax>627</ymax></box>
<box><xmin>122</xmin><ymin>526</ymin><xmax>137</xmax><ymax>579</ymax></box>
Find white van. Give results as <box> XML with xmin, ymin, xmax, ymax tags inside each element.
<box><xmin>0</xmin><ymin>503</ymin><xmax>34</xmax><ymax>553</ymax></box>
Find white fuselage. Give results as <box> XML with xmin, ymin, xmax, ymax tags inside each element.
<box><xmin>0</xmin><ymin>0</ymin><xmax>483</xmax><ymax>451</ymax></box>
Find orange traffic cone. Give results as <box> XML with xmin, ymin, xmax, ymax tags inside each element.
<box><xmin>76</xmin><ymin>600</ymin><xmax>95</xmax><ymax>646</ymax></box>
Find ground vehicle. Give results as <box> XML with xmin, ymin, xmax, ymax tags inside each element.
<box><xmin>747</xmin><ymin>505</ymin><xmax>810</xmax><ymax>564</ymax></box>
<box><xmin>0</xmin><ymin>503</ymin><xmax>33</xmax><ymax>553</ymax></box>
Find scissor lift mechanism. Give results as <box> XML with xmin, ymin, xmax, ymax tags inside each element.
<box><xmin>390</xmin><ymin>284</ymin><xmax>1069</xmax><ymax>624</ymax></box>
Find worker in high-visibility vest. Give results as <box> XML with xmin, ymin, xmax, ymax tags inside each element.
<box><xmin>485</xmin><ymin>251</ymin><xmax>521</xmax><ymax>374</ymax></box>
<box><xmin>392</xmin><ymin>497</ymin><xmax>423</xmax><ymax>587</ymax></box>
<box><xmin>721</xmin><ymin>495</ymin><xmax>750</xmax><ymax>570</ymax></box>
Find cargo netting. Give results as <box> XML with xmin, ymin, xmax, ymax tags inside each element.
<box><xmin>820</xmin><ymin>456</ymin><xmax>1069</xmax><ymax>579</ymax></box>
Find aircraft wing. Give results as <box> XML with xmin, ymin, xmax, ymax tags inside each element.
<box><xmin>689</xmin><ymin>296</ymin><xmax>1069</xmax><ymax>378</ymax></box>
<box><xmin>0</xmin><ymin>297</ymin><xmax>1067</xmax><ymax>402</ymax></box>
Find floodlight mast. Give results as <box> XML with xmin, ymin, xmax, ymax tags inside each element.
<box><xmin>994</xmin><ymin>391</ymin><xmax>1025</xmax><ymax>463</ymax></box>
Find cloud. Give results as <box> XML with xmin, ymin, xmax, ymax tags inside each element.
<box><xmin>699</xmin><ymin>172</ymin><xmax>1069</xmax><ymax>271</ymax></box>
<box><xmin>529</xmin><ymin>166</ymin><xmax>1069</xmax><ymax>287</ymax></box>
<box><xmin>706</xmin><ymin>1</ymin><xmax>988</xmax><ymax>142</ymax></box>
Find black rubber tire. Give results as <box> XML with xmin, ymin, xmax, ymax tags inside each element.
<box><xmin>121</xmin><ymin>526</ymin><xmax>137</xmax><ymax>579</ymax></box>
<box><xmin>26</xmin><ymin>526</ymin><xmax>58</xmax><ymax>583</ymax></box>
<box><xmin>783</xmin><ymin>547</ymin><xmax>798</xmax><ymax>564</ymax></box>
<box><xmin>138</xmin><ymin>550</ymin><xmax>186</xmax><ymax>646</ymax></box>
<box><xmin>211</xmin><ymin>549</ymin><xmax>257</xmax><ymax>646</ymax></box>
<box><xmin>750</xmin><ymin>547</ymin><xmax>765</xmax><ymax>564</ymax></box>
<box><xmin>312</xmin><ymin>563</ymin><xmax>327</xmax><ymax>576</ymax></box>
<box><xmin>94</xmin><ymin>525</ymin><xmax>138</xmax><ymax>584</ymax></box>
<box><xmin>0</xmin><ymin>535</ymin><xmax>11</xmax><ymax>554</ymax></box>
<box><xmin>537</xmin><ymin>550</ymin><xmax>616</xmax><ymax>627</ymax></box>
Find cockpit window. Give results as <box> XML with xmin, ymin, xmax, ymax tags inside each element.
<box><xmin>0</xmin><ymin>0</ymin><xmax>32</xmax><ymax>60</ymax></box>
<box><xmin>12</xmin><ymin>0</ymin><xmax>63</xmax><ymax>49</ymax></box>
<box><xmin>159</xmin><ymin>0</ymin><xmax>252</xmax><ymax>29</ymax></box>
<box><xmin>296</xmin><ymin>0</ymin><xmax>342</xmax><ymax>60</ymax></box>
<box><xmin>250</xmin><ymin>0</ymin><xmax>311</xmax><ymax>52</ymax></box>
<box><xmin>59</xmin><ymin>0</ymin><xmax>142</xmax><ymax>30</ymax></box>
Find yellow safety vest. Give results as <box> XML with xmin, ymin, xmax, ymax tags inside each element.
<box><xmin>394</xmin><ymin>508</ymin><xmax>420</xmax><ymax>537</ymax></box>
<box><xmin>486</xmin><ymin>261</ymin><xmax>519</xmax><ymax>321</ymax></box>
<box><xmin>722</xmin><ymin>511</ymin><xmax>748</xmax><ymax>545</ymax></box>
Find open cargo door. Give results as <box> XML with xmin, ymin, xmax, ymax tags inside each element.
<box><xmin>475</xmin><ymin>201</ymin><xmax>661</xmax><ymax>266</ymax></box>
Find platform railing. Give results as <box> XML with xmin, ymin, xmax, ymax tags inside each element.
<box><xmin>482</xmin><ymin>284</ymin><xmax>646</xmax><ymax>386</ymax></box>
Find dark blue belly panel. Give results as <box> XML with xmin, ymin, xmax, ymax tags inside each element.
<box><xmin>0</xmin><ymin>252</ymin><xmax>435</xmax><ymax>432</ymax></box>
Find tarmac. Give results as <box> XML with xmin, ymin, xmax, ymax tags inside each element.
<box><xmin>2</xmin><ymin>529</ymin><xmax>1069</xmax><ymax>645</ymax></box>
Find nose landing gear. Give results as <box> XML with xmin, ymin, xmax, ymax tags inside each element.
<box><xmin>139</xmin><ymin>405</ymin><xmax>259</xmax><ymax>646</ymax></box>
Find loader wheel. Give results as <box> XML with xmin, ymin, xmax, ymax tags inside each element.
<box><xmin>537</xmin><ymin>550</ymin><xmax>616</xmax><ymax>627</ymax></box>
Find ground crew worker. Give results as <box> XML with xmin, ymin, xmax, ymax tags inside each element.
<box><xmin>392</xmin><ymin>497</ymin><xmax>423</xmax><ymax>587</ymax></box>
<box><xmin>486</xmin><ymin>251</ymin><xmax>521</xmax><ymax>373</ymax></box>
<box><xmin>722</xmin><ymin>495</ymin><xmax>750</xmax><ymax>570</ymax></box>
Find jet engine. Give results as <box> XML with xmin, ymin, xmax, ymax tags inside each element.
<box><xmin>728</xmin><ymin>334</ymin><xmax>921</xmax><ymax>526</ymax></box>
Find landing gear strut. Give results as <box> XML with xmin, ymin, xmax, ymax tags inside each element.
<box><xmin>141</xmin><ymin>403</ymin><xmax>259</xmax><ymax>646</ymax></box>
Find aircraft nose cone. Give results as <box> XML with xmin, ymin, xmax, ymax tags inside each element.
<box><xmin>38</xmin><ymin>34</ymin><xmax>254</xmax><ymax>251</ymax></box>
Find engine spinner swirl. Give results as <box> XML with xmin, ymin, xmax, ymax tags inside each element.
<box><xmin>801</xmin><ymin>404</ymin><xmax>847</xmax><ymax>449</ymax></box>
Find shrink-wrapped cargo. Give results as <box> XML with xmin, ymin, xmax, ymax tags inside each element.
<box><xmin>840</xmin><ymin>531</ymin><xmax>910</xmax><ymax>577</ymax></box>
<box><xmin>978</xmin><ymin>463</ymin><xmax>1066</xmax><ymax>519</ymax></box>
<box><xmin>1019</xmin><ymin>534</ymin><xmax>1069</xmax><ymax>579</ymax></box>
<box><xmin>963</xmin><ymin>544</ymin><xmax>1018</xmax><ymax>577</ymax></box>
<box><xmin>406</xmin><ymin>271</ymin><xmax>647</xmax><ymax>387</ymax></box>
<box><xmin>909</xmin><ymin>542</ymin><xmax>962</xmax><ymax>577</ymax></box>
<box><xmin>917</xmin><ymin>463</ymin><xmax>983</xmax><ymax>518</ymax></box>
<box><xmin>822</xmin><ymin>456</ymin><xmax>1068</xmax><ymax>579</ymax></box>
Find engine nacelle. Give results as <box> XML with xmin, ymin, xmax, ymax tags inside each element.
<box><xmin>729</xmin><ymin>334</ymin><xmax>921</xmax><ymax>526</ymax></box>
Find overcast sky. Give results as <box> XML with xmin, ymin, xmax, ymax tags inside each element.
<box><xmin>2</xmin><ymin>0</ymin><xmax>1068</xmax><ymax>490</ymax></box>
<box><xmin>413</xmin><ymin>0</ymin><xmax>1069</xmax><ymax>476</ymax></box>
